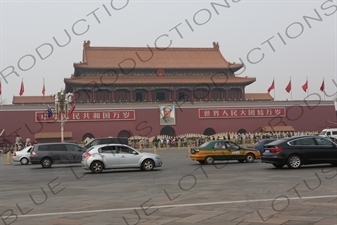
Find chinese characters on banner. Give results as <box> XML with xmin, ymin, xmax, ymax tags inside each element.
<box><xmin>36</xmin><ymin>110</ymin><xmax>136</xmax><ymax>122</ymax></box>
<box><xmin>199</xmin><ymin>107</ymin><xmax>286</xmax><ymax>118</ymax></box>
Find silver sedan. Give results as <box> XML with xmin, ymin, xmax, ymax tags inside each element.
<box><xmin>81</xmin><ymin>144</ymin><xmax>163</xmax><ymax>173</ymax></box>
<box><xmin>12</xmin><ymin>146</ymin><xmax>33</xmax><ymax>165</ymax></box>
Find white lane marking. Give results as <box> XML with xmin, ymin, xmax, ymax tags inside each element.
<box><xmin>11</xmin><ymin>194</ymin><xmax>337</xmax><ymax>218</ymax></box>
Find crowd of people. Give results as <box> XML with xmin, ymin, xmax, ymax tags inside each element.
<box><xmin>1</xmin><ymin>131</ymin><xmax>322</xmax><ymax>153</ymax></box>
<box><xmin>128</xmin><ymin>131</ymin><xmax>320</xmax><ymax>149</ymax></box>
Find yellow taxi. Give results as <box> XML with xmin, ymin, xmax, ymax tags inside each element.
<box><xmin>189</xmin><ymin>140</ymin><xmax>261</xmax><ymax>164</ymax></box>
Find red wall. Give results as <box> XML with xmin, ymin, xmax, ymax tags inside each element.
<box><xmin>0</xmin><ymin>101</ymin><xmax>335</xmax><ymax>144</ymax></box>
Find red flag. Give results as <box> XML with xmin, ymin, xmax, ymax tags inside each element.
<box><xmin>320</xmin><ymin>80</ymin><xmax>325</xmax><ymax>92</ymax></box>
<box><xmin>19</xmin><ymin>80</ymin><xmax>24</xmax><ymax>96</ymax></box>
<box><xmin>267</xmin><ymin>80</ymin><xmax>275</xmax><ymax>93</ymax></box>
<box><xmin>285</xmin><ymin>80</ymin><xmax>291</xmax><ymax>93</ymax></box>
<box><xmin>302</xmin><ymin>80</ymin><xmax>308</xmax><ymax>92</ymax></box>
<box><xmin>68</xmin><ymin>105</ymin><xmax>76</xmax><ymax>117</ymax></box>
<box><xmin>42</xmin><ymin>79</ymin><xmax>45</xmax><ymax>98</ymax></box>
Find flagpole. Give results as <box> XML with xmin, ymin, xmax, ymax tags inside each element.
<box><xmin>323</xmin><ymin>77</ymin><xmax>325</xmax><ymax>100</ymax></box>
<box><xmin>307</xmin><ymin>77</ymin><xmax>309</xmax><ymax>101</ymax></box>
<box><xmin>21</xmin><ymin>78</ymin><xmax>23</xmax><ymax>106</ymax></box>
<box><xmin>43</xmin><ymin>78</ymin><xmax>45</xmax><ymax>105</ymax></box>
<box><xmin>273</xmin><ymin>77</ymin><xmax>275</xmax><ymax>101</ymax></box>
<box><xmin>290</xmin><ymin>77</ymin><xmax>292</xmax><ymax>101</ymax></box>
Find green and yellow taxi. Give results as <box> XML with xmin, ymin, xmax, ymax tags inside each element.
<box><xmin>189</xmin><ymin>140</ymin><xmax>261</xmax><ymax>164</ymax></box>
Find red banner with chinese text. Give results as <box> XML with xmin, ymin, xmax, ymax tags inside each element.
<box><xmin>198</xmin><ymin>107</ymin><xmax>286</xmax><ymax>118</ymax></box>
<box><xmin>35</xmin><ymin>110</ymin><xmax>136</xmax><ymax>122</ymax></box>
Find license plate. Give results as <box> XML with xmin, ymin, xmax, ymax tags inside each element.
<box><xmin>264</xmin><ymin>150</ymin><xmax>270</xmax><ymax>153</ymax></box>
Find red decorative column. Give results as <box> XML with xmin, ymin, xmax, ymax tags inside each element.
<box><xmin>129</xmin><ymin>89</ymin><xmax>133</xmax><ymax>101</ymax></box>
<box><xmin>92</xmin><ymin>90</ymin><xmax>95</xmax><ymax>102</ymax></box>
<box><xmin>111</xmin><ymin>89</ymin><xmax>114</xmax><ymax>102</ymax></box>
<box><xmin>148</xmin><ymin>89</ymin><xmax>151</xmax><ymax>101</ymax></box>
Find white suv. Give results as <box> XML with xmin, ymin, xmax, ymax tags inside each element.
<box><xmin>319</xmin><ymin>128</ymin><xmax>337</xmax><ymax>139</ymax></box>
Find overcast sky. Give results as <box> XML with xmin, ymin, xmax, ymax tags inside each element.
<box><xmin>0</xmin><ymin>0</ymin><xmax>336</xmax><ymax>104</ymax></box>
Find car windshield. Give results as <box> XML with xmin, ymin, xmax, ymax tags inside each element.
<box><xmin>319</xmin><ymin>131</ymin><xmax>326</xmax><ymax>135</ymax></box>
<box><xmin>254</xmin><ymin>140</ymin><xmax>262</xmax><ymax>145</ymax></box>
<box><xmin>19</xmin><ymin>146</ymin><xmax>30</xmax><ymax>151</ymax></box>
<box><xmin>255</xmin><ymin>140</ymin><xmax>273</xmax><ymax>145</ymax></box>
<box><xmin>83</xmin><ymin>140</ymin><xmax>94</xmax><ymax>148</ymax></box>
<box><xmin>265</xmin><ymin>138</ymin><xmax>288</xmax><ymax>146</ymax></box>
<box><xmin>86</xmin><ymin>146</ymin><xmax>95</xmax><ymax>152</ymax></box>
<box><xmin>199</xmin><ymin>142</ymin><xmax>209</xmax><ymax>148</ymax></box>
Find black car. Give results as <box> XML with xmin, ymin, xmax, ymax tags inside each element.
<box><xmin>253</xmin><ymin>139</ymin><xmax>275</xmax><ymax>153</ymax></box>
<box><xmin>30</xmin><ymin>143</ymin><xmax>86</xmax><ymax>168</ymax></box>
<box><xmin>261</xmin><ymin>136</ymin><xmax>337</xmax><ymax>169</ymax></box>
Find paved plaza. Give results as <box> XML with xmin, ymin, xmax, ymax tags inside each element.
<box><xmin>0</xmin><ymin>149</ymin><xmax>336</xmax><ymax>225</ymax></box>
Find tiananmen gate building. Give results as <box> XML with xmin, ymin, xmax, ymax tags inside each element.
<box><xmin>0</xmin><ymin>41</ymin><xmax>335</xmax><ymax>144</ymax></box>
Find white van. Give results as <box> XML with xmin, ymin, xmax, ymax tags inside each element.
<box><xmin>319</xmin><ymin>128</ymin><xmax>337</xmax><ymax>139</ymax></box>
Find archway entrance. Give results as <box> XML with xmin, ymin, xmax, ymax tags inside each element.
<box><xmin>82</xmin><ymin>133</ymin><xmax>94</xmax><ymax>142</ymax></box>
<box><xmin>118</xmin><ymin>130</ymin><xmax>131</xmax><ymax>138</ymax></box>
<box><xmin>160</xmin><ymin>126</ymin><xmax>176</xmax><ymax>137</ymax></box>
<box><xmin>203</xmin><ymin>128</ymin><xmax>216</xmax><ymax>136</ymax></box>
<box><xmin>237</xmin><ymin>128</ymin><xmax>247</xmax><ymax>134</ymax></box>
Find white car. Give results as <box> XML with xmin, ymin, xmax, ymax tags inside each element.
<box><xmin>82</xmin><ymin>144</ymin><xmax>163</xmax><ymax>173</ymax></box>
<box><xmin>12</xmin><ymin>146</ymin><xmax>33</xmax><ymax>165</ymax></box>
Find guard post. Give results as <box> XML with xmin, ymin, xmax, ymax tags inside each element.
<box><xmin>138</xmin><ymin>141</ymin><xmax>142</xmax><ymax>151</ymax></box>
<box><xmin>6</xmin><ymin>151</ymin><xmax>11</xmax><ymax>165</ymax></box>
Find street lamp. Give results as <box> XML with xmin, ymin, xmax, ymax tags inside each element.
<box><xmin>54</xmin><ymin>88</ymin><xmax>73</xmax><ymax>143</ymax></box>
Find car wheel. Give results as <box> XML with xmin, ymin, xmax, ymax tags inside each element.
<box><xmin>272</xmin><ymin>163</ymin><xmax>284</xmax><ymax>169</ymax></box>
<box><xmin>204</xmin><ymin>156</ymin><xmax>214</xmax><ymax>165</ymax></box>
<box><xmin>238</xmin><ymin>159</ymin><xmax>244</xmax><ymax>163</ymax></box>
<box><xmin>141</xmin><ymin>159</ymin><xmax>154</xmax><ymax>171</ymax></box>
<box><xmin>41</xmin><ymin>158</ymin><xmax>52</xmax><ymax>168</ymax></box>
<box><xmin>20</xmin><ymin>157</ymin><xmax>29</xmax><ymax>165</ymax></box>
<box><xmin>90</xmin><ymin>161</ymin><xmax>104</xmax><ymax>173</ymax></box>
<box><xmin>198</xmin><ymin>160</ymin><xmax>205</xmax><ymax>164</ymax></box>
<box><xmin>245</xmin><ymin>154</ymin><xmax>255</xmax><ymax>163</ymax></box>
<box><xmin>287</xmin><ymin>155</ymin><xmax>301</xmax><ymax>169</ymax></box>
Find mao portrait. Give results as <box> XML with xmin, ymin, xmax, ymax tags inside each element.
<box><xmin>160</xmin><ymin>105</ymin><xmax>176</xmax><ymax>125</ymax></box>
